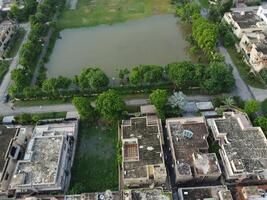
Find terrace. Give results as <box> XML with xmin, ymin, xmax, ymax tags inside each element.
<box><xmin>208</xmin><ymin>112</ymin><xmax>267</xmax><ymax>180</ymax></box>
<box><xmin>121</xmin><ymin>116</ymin><xmax>166</xmax><ymax>187</ymax></box>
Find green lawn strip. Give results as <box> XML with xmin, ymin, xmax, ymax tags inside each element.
<box><xmin>69</xmin><ymin>121</ymin><xmax>118</xmax><ymax>193</ymax></box>
<box><xmin>262</xmin><ymin>99</ymin><xmax>267</xmax><ymax>117</ymax></box>
<box><xmin>4</xmin><ymin>28</ymin><xmax>26</xmax><ymax>58</ymax></box>
<box><xmin>57</xmin><ymin>0</ymin><xmax>175</xmax><ymax>29</ymax></box>
<box><xmin>227</xmin><ymin>47</ymin><xmax>267</xmax><ymax>89</ymax></box>
<box><xmin>0</xmin><ymin>61</ymin><xmax>10</xmax><ymax>84</ymax></box>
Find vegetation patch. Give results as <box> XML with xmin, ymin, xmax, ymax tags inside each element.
<box><xmin>262</xmin><ymin>99</ymin><xmax>267</xmax><ymax>117</ymax></box>
<box><xmin>4</xmin><ymin>28</ymin><xmax>26</xmax><ymax>58</ymax></box>
<box><xmin>57</xmin><ymin>0</ymin><xmax>175</xmax><ymax>29</ymax></box>
<box><xmin>227</xmin><ymin>47</ymin><xmax>266</xmax><ymax>89</ymax></box>
<box><xmin>0</xmin><ymin>61</ymin><xmax>10</xmax><ymax>84</ymax></box>
<box><xmin>69</xmin><ymin>121</ymin><xmax>118</xmax><ymax>193</ymax></box>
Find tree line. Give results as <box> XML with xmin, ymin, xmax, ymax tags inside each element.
<box><xmin>11</xmin><ymin>61</ymin><xmax>235</xmax><ymax>99</ymax></box>
<box><xmin>9</xmin><ymin>0</ymin><xmax>65</xmax><ymax>95</ymax></box>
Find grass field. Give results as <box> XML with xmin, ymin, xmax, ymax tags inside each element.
<box><xmin>57</xmin><ymin>0</ymin><xmax>175</xmax><ymax>29</ymax></box>
<box><xmin>227</xmin><ymin>47</ymin><xmax>267</xmax><ymax>89</ymax></box>
<box><xmin>69</xmin><ymin>121</ymin><xmax>118</xmax><ymax>193</ymax></box>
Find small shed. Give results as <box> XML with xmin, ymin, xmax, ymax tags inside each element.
<box><xmin>2</xmin><ymin>116</ymin><xmax>15</xmax><ymax>124</ymax></box>
<box><xmin>140</xmin><ymin>105</ymin><xmax>156</xmax><ymax>116</ymax></box>
<box><xmin>66</xmin><ymin>111</ymin><xmax>79</xmax><ymax>120</ymax></box>
<box><xmin>196</xmin><ymin>102</ymin><xmax>214</xmax><ymax>111</ymax></box>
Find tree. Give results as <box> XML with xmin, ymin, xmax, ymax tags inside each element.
<box><xmin>96</xmin><ymin>89</ymin><xmax>125</xmax><ymax>121</ymax></box>
<box><xmin>201</xmin><ymin>62</ymin><xmax>235</xmax><ymax>94</ymax></box>
<box><xmin>72</xmin><ymin>97</ymin><xmax>95</xmax><ymax>121</ymax></box>
<box><xmin>167</xmin><ymin>61</ymin><xmax>196</xmax><ymax>89</ymax></box>
<box><xmin>118</xmin><ymin>68</ymin><xmax>129</xmax><ymax>84</ymax></box>
<box><xmin>149</xmin><ymin>89</ymin><xmax>168</xmax><ymax>119</ymax></box>
<box><xmin>8</xmin><ymin>4</ymin><xmax>25</xmax><ymax>22</ymax></box>
<box><xmin>11</xmin><ymin>68</ymin><xmax>32</xmax><ymax>93</ymax></box>
<box><xmin>176</xmin><ymin>2</ymin><xmax>200</xmax><ymax>23</ymax></box>
<box><xmin>169</xmin><ymin>91</ymin><xmax>188</xmax><ymax>110</ymax></box>
<box><xmin>42</xmin><ymin>76</ymin><xmax>71</xmax><ymax>94</ymax></box>
<box><xmin>77</xmin><ymin>68</ymin><xmax>109</xmax><ymax>90</ymax></box>
<box><xmin>254</xmin><ymin>117</ymin><xmax>267</xmax><ymax>135</ymax></box>
<box><xmin>129</xmin><ymin>65</ymin><xmax>164</xmax><ymax>85</ymax></box>
<box><xmin>192</xmin><ymin>16</ymin><xmax>218</xmax><ymax>60</ymax></box>
<box><xmin>244</xmin><ymin>100</ymin><xmax>260</xmax><ymax>115</ymax></box>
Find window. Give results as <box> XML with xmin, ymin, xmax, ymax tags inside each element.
<box><xmin>5</xmin><ymin>173</ymin><xmax>9</xmax><ymax>180</ymax></box>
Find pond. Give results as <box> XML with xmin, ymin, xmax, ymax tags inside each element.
<box><xmin>46</xmin><ymin>14</ymin><xmax>190</xmax><ymax>79</ymax></box>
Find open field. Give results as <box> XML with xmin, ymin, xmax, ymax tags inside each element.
<box><xmin>227</xmin><ymin>47</ymin><xmax>267</xmax><ymax>89</ymax></box>
<box><xmin>69</xmin><ymin>121</ymin><xmax>118</xmax><ymax>193</ymax></box>
<box><xmin>57</xmin><ymin>0</ymin><xmax>175</xmax><ymax>29</ymax></box>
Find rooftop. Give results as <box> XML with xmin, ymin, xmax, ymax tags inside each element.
<box><xmin>65</xmin><ymin>191</ymin><xmax>121</xmax><ymax>200</ymax></box>
<box><xmin>124</xmin><ymin>188</ymin><xmax>172</xmax><ymax>200</ymax></box>
<box><xmin>166</xmin><ymin>117</ymin><xmax>209</xmax><ymax>168</ymax></box>
<box><xmin>231</xmin><ymin>11</ymin><xmax>262</xmax><ymax>28</ymax></box>
<box><xmin>10</xmin><ymin>121</ymin><xmax>77</xmax><ymax>188</ymax></box>
<box><xmin>121</xmin><ymin>116</ymin><xmax>164</xmax><ymax>179</ymax></box>
<box><xmin>178</xmin><ymin>186</ymin><xmax>233</xmax><ymax>200</ymax></box>
<box><xmin>214</xmin><ymin>113</ymin><xmax>267</xmax><ymax>173</ymax></box>
<box><xmin>194</xmin><ymin>153</ymin><xmax>221</xmax><ymax>175</ymax></box>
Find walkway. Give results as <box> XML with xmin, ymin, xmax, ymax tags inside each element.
<box><xmin>219</xmin><ymin>46</ymin><xmax>254</xmax><ymax>100</ymax></box>
<box><xmin>0</xmin><ymin>23</ymin><xmax>31</xmax><ymax>101</ymax></box>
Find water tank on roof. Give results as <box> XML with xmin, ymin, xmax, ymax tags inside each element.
<box><xmin>182</xmin><ymin>130</ymin><xmax>193</xmax><ymax>138</ymax></box>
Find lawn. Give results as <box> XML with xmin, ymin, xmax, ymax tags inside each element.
<box><xmin>57</xmin><ymin>0</ymin><xmax>175</xmax><ymax>29</ymax></box>
<box><xmin>13</xmin><ymin>98</ymin><xmax>71</xmax><ymax>107</ymax></box>
<box><xmin>0</xmin><ymin>60</ymin><xmax>10</xmax><ymax>84</ymax></box>
<box><xmin>69</xmin><ymin>120</ymin><xmax>118</xmax><ymax>193</ymax></box>
<box><xmin>227</xmin><ymin>47</ymin><xmax>267</xmax><ymax>89</ymax></box>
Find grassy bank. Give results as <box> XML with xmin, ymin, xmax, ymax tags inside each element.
<box><xmin>227</xmin><ymin>47</ymin><xmax>267</xmax><ymax>89</ymax></box>
<box><xmin>69</xmin><ymin>121</ymin><xmax>118</xmax><ymax>193</ymax></box>
<box><xmin>0</xmin><ymin>61</ymin><xmax>10</xmax><ymax>84</ymax></box>
<box><xmin>57</xmin><ymin>0</ymin><xmax>175</xmax><ymax>29</ymax></box>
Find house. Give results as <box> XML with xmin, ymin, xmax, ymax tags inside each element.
<box><xmin>207</xmin><ymin>112</ymin><xmax>267</xmax><ymax>181</ymax></box>
<box><xmin>120</xmin><ymin>116</ymin><xmax>167</xmax><ymax>188</ymax></box>
<box><xmin>123</xmin><ymin>188</ymin><xmax>172</xmax><ymax>200</ymax></box>
<box><xmin>236</xmin><ymin>185</ymin><xmax>267</xmax><ymax>199</ymax></box>
<box><xmin>0</xmin><ymin>21</ymin><xmax>17</xmax><ymax>58</ymax></box>
<box><xmin>0</xmin><ymin>126</ymin><xmax>32</xmax><ymax>196</ymax></box>
<box><xmin>239</xmin><ymin>31</ymin><xmax>267</xmax><ymax>71</ymax></box>
<box><xmin>178</xmin><ymin>186</ymin><xmax>233</xmax><ymax>200</ymax></box>
<box><xmin>8</xmin><ymin>120</ymin><xmax>78</xmax><ymax>195</ymax></box>
<box><xmin>165</xmin><ymin>117</ymin><xmax>221</xmax><ymax>183</ymax></box>
<box><xmin>223</xmin><ymin>9</ymin><xmax>266</xmax><ymax>38</ymax></box>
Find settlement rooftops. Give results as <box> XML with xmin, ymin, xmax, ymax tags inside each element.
<box><xmin>123</xmin><ymin>188</ymin><xmax>172</xmax><ymax>200</ymax></box>
<box><xmin>166</xmin><ymin>117</ymin><xmax>221</xmax><ymax>183</ymax></box>
<box><xmin>208</xmin><ymin>112</ymin><xmax>267</xmax><ymax>180</ymax></box>
<box><xmin>9</xmin><ymin>120</ymin><xmax>78</xmax><ymax>194</ymax></box>
<box><xmin>121</xmin><ymin>116</ymin><xmax>167</xmax><ymax>188</ymax></box>
<box><xmin>178</xmin><ymin>186</ymin><xmax>233</xmax><ymax>200</ymax></box>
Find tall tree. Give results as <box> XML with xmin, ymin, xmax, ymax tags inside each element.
<box><xmin>149</xmin><ymin>89</ymin><xmax>168</xmax><ymax>119</ymax></box>
<box><xmin>96</xmin><ymin>89</ymin><xmax>125</xmax><ymax>121</ymax></box>
<box><xmin>72</xmin><ymin>97</ymin><xmax>95</xmax><ymax>121</ymax></box>
<box><xmin>244</xmin><ymin>100</ymin><xmax>260</xmax><ymax>115</ymax></box>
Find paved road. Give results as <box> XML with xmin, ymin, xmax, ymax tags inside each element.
<box><xmin>249</xmin><ymin>86</ymin><xmax>267</xmax><ymax>101</ymax></box>
<box><xmin>0</xmin><ymin>23</ymin><xmax>31</xmax><ymax>100</ymax></box>
<box><xmin>219</xmin><ymin>46</ymin><xmax>254</xmax><ymax>100</ymax></box>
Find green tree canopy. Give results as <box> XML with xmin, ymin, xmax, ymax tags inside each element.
<box><xmin>176</xmin><ymin>2</ymin><xmax>200</xmax><ymax>23</ymax></box>
<box><xmin>129</xmin><ymin>65</ymin><xmax>164</xmax><ymax>85</ymax></box>
<box><xmin>72</xmin><ymin>97</ymin><xmax>95</xmax><ymax>121</ymax></box>
<box><xmin>42</xmin><ymin>76</ymin><xmax>71</xmax><ymax>94</ymax></box>
<box><xmin>201</xmin><ymin>62</ymin><xmax>235</xmax><ymax>94</ymax></box>
<box><xmin>166</xmin><ymin>61</ymin><xmax>197</xmax><ymax>89</ymax></box>
<box><xmin>254</xmin><ymin>116</ymin><xmax>267</xmax><ymax>135</ymax></box>
<box><xmin>149</xmin><ymin>89</ymin><xmax>168</xmax><ymax>119</ymax></box>
<box><xmin>244</xmin><ymin>100</ymin><xmax>260</xmax><ymax>115</ymax></box>
<box><xmin>96</xmin><ymin>89</ymin><xmax>125</xmax><ymax>121</ymax></box>
<box><xmin>77</xmin><ymin>68</ymin><xmax>109</xmax><ymax>90</ymax></box>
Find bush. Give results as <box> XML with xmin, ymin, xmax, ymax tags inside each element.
<box><xmin>262</xmin><ymin>99</ymin><xmax>267</xmax><ymax>117</ymax></box>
